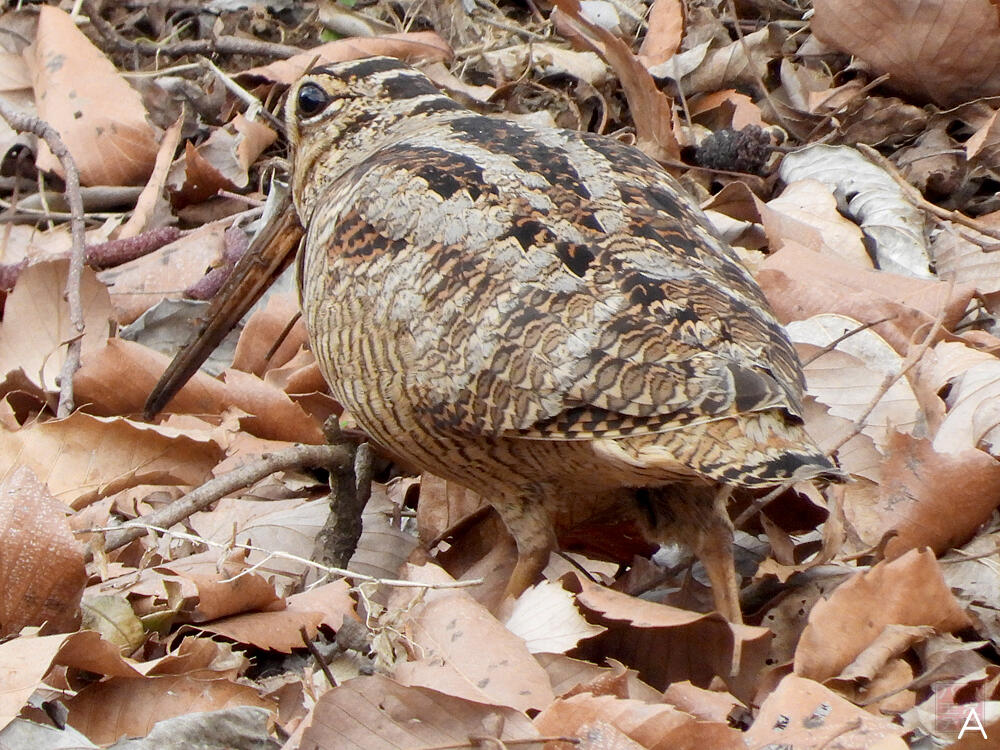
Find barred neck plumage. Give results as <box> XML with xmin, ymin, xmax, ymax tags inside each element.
<box><xmin>286</xmin><ymin>57</ymin><xmax>464</xmax><ymax>221</ymax></box>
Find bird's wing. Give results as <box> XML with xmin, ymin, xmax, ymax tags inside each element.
<box><xmin>307</xmin><ymin>114</ymin><xmax>805</xmax><ymax>441</ymax></box>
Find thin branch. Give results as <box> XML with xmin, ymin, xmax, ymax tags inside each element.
<box><xmin>82</xmin><ymin>0</ymin><xmax>301</xmax><ymax>60</ymax></box>
<box><xmin>88</xmin><ymin>443</ymin><xmax>353</xmax><ymax>555</ymax></box>
<box><xmin>829</xmin><ymin>306</ymin><xmax>947</xmax><ymax>455</ymax></box>
<box><xmin>0</xmin><ymin>102</ymin><xmax>87</xmax><ymax>417</ymax></box>
<box><xmin>85</xmin><ymin>521</ymin><xmax>484</xmax><ymax>590</ymax></box>
<box><xmin>856</xmin><ymin>143</ymin><xmax>1000</xmax><ymax>243</ymax></box>
<box><xmin>300</xmin><ymin>625</ymin><xmax>339</xmax><ymax>688</ymax></box>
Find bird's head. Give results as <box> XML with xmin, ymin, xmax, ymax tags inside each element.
<box><xmin>285</xmin><ymin>56</ymin><xmax>462</xmax><ymax>218</ymax></box>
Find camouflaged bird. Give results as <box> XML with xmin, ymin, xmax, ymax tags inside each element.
<box><xmin>287</xmin><ymin>57</ymin><xmax>842</xmax><ymax>622</ymax></box>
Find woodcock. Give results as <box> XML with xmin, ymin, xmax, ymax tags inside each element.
<box><xmin>287</xmin><ymin>57</ymin><xmax>842</xmax><ymax>622</ymax></box>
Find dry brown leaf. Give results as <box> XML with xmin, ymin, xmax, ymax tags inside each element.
<box><xmin>759</xmin><ymin>241</ymin><xmax>975</xmax><ymax>354</ymax></box>
<box><xmin>662</xmin><ymin>680</ymin><xmax>742</xmax><ymax>724</ymax></box>
<box><xmin>146</xmin><ymin>637</ymin><xmax>246</xmax><ymax>679</ymax></box>
<box><xmin>167</xmin><ymin>116</ymin><xmax>276</xmax><ymax>206</ymax></box>
<box><xmin>99</xmin><ymin>222</ymin><xmax>226</xmax><ymax>324</ymax></box>
<box><xmin>116</xmin><ymin>114</ymin><xmax>184</xmax><ymax>239</ymax></box>
<box><xmin>552</xmin><ymin>0</ymin><xmax>681</xmax><ymax>163</ymax></box>
<box><xmin>0</xmin><ymin>466</ymin><xmax>85</xmax><ymax>636</ymax></box>
<box><xmin>794</xmin><ymin>549</ymin><xmax>972</xmax><ymax>682</ymax></box>
<box><xmin>242</xmin><ymin>31</ymin><xmax>453</xmax><ymax>84</ymax></box>
<box><xmin>745</xmin><ymin>674</ymin><xmax>907</xmax><ymax>749</ymax></box>
<box><xmin>347</xmin><ymin>481</ymin><xmax>419</xmax><ymax>581</ymax></box>
<box><xmin>788</xmin><ymin>315</ymin><xmax>922</xmax><ymax>450</ymax></box>
<box><xmin>197</xmin><ymin>581</ymin><xmax>357</xmax><ymax>653</ymax></box>
<box><xmin>295</xmin><ymin>673</ymin><xmax>538</xmax><ymax>748</ymax></box>
<box><xmin>0</xmin><ymin>411</ymin><xmax>223</xmax><ymax>508</ymax></box>
<box><xmin>390</xmin><ymin>563</ymin><xmax>555</xmax><ymax>712</ymax></box>
<box><xmin>52</xmin><ymin>629</ymin><xmax>146</xmax><ymax>678</ymax></box>
<box><xmin>813</xmin><ymin>0</ymin><xmax>1000</xmax><ymax>107</ymax></box>
<box><xmin>190</xmin><ymin>495</ymin><xmax>328</xmax><ymax>587</ymax></box>
<box><xmin>836</xmin><ymin>624</ymin><xmax>935</xmax><ymax>684</ymax></box>
<box><xmin>934</xmin><ymin>222</ymin><xmax>1000</xmax><ymax>296</ymax></box>
<box><xmin>230</xmin><ymin>291</ymin><xmax>306</xmax><ymax>376</ymax></box>
<box><xmin>27</xmin><ymin>5</ymin><xmax>157</xmax><ymax>185</ymax></box>
<box><xmin>0</xmin><ymin>260</ymin><xmax>112</xmax><ymax>394</ymax></box>
<box><xmin>416</xmin><ymin>472</ymin><xmax>488</xmax><ymax>547</ymax></box>
<box><xmin>162</xmin><ymin>552</ymin><xmax>281</xmax><ymax>622</ymax></box>
<box><xmin>0</xmin><ymin>632</ymin><xmax>81</xmax><ymax>728</ymax></box>
<box><xmin>64</xmin><ymin>674</ymin><xmax>274</xmax><ymax>745</ymax></box>
<box><xmin>74</xmin><ymin>338</ymin><xmax>231</xmax><ymax>416</ymax></box>
<box><xmin>762</xmin><ymin>180</ymin><xmax>871</xmax><ymax>267</ymax></box>
<box><xmin>534</xmin><ymin>692</ymin><xmax>744</xmax><ymax>750</ymax></box>
<box><xmin>688</xmin><ymin>89</ymin><xmax>764</xmax><ymax>130</ymax></box>
<box><xmin>683</xmin><ymin>24</ymin><xmax>785</xmax><ymax>96</ymax></box>
<box><xmin>637</xmin><ymin>0</ymin><xmax>684</xmax><ymax>67</ymax></box>
<box><xmin>220</xmin><ymin>368</ymin><xmax>326</xmax><ymax>444</ymax></box>
<box><xmin>869</xmin><ymin>431</ymin><xmax>1000</xmax><ymax>558</ymax></box>
<box><xmin>568</xmin><ymin>575</ymin><xmax>771</xmax><ymax>701</ymax></box>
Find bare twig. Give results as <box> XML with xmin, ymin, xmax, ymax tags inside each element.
<box><xmin>800</xmin><ymin>315</ymin><xmax>897</xmax><ymax>367</ymax></box>
<box><xmin>89</xmin><ymin>443</ymin><xmax>353</xmax><ymax>554</ymax></box>
<box><xmin>0</xmin><ymin>102</ymin><xmax>87</xmax><ymax>417</ymax></box>
<box><xmin>300</xmin><ymin>625</ymin><xmax>339</xmax><ymax>688</ymax></box>
<box><xmin>829</xmin><ymin>306</ymin><xmax>947</xmax><ymax>455</ymax></box>
<box><xmin>85</xmin><ymin>521</ymin><xmax>484</xmax><ymax>590</ymax></box>
<box><xmin>82</xmin><ymin>0</ymin><xmax>301</xmax><ymax>60</ymax></box>
<box><xmin>856</xmin><ymin>143</ymin><xmax>1000</xmax><ymax>243</ymax></box>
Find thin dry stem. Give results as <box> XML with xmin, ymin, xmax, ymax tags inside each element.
<box><xmin>88</xmin><ymin>443</ymin><xmax>353</xmax><ymax>555</ymax></box>
<box><xmin>0</xmin><ymin>101</ymin><xmax>87</xmax><ymax>417</ymax></box>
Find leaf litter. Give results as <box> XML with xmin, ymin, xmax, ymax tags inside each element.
<box><xmin>2</xmin><ymin>0</ymin><xmax>1000</xmax><ymax>748</ymax></box>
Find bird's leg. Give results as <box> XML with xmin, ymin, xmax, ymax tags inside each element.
<box><xmin>686</xmin><ymin>488</ymin><xmax>742</xmax><ymax>625</ymax></box>
<box><xmin>645</xmin><ymin>484</ymin><xmax>743</xmax><ymax>624</ymax></box>
<box><xmin>491</xmin><ymin>493</ymin><xmax>559</xmax><ymax>601</ymax></box>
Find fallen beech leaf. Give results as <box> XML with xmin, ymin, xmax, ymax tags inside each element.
<box><xmin>759</xmin><ymin>242</ymin><xmax>975</xmax><ymax>355</ymax></box>
<box><xmin>552</xmin><ymin>0</ymin><xmax>681</xmax><ymax>163</ymax></box>
<box><xmin>787</xmin><ymin>314</ymin><xmax>922</xmax><ymax>450</ymax></box>
<box><xmin>746</xmin><ymin>674</ymin><xmax>907</xmax><ymax>749</ymax></box>
<box><xmin>28</xmin><ymin>5</ymin><xmax>157</xmax><ymax>185</ymax></box>
<box><xmin>0</xmin><ymin>260</ymin><xmax>112</xmax><ymax>394</ymax></box>
<box><xmin>762</xmin><ymin>180</ymin><xmax>870</xmax><ymax>267</ymax></box>
<box><xmin>0</xmin><ymin>632</ymin><xmax>80</xmax><ymax>728</ymax></box>
<box><xmin>0</xmin><ymin>466</ymin><xmax>85</xmax><ymax>636</ymax></box>
<box><xmin>0</xmin><ymin>411</ymin><xmax>223</xmax><ymax>508</ymax></box>
<box><xmin>196</xmin><ymin>581</ymin><xmax>357</xmax><ymax>654</ymax></box>
<box><xmin>64</xmin><ymin>674</ymin><xmax>274</xmax><ymax>745</ymax></box>
<box><xmin>504</xmin><ymin>579</ymin><xmax>606</xmax><ymax>653</ymax></box>
<box><xmin>873</xmin><ymin>431</ymin><xmax>1000</xmax><ymax>558</ymax></box>
<box><xmin>75</xmin><ymin>337</ymin><xmax>232</xmax><ymax>416</ymax></box>
<box><xmin>242</xmin><ymin>31</ymin><xmax>453</xmax><ymax>84</ymax></box>
<box><xmin>347</xmin><ymin>482</ymin><xmax>419</xmax><ymax>581</ymax></box>
<box><xmin>296</xmin><ymin>674</ymin><xmax>538</xmax><ymax>748</ymax></box>
<box><xmin>813</xmin><ymin>0</ymin><xmax>1000</xmax><ymax>107</ymax></box>
<box><xmin>794</xmin><ymin>549</ymin><xmax>972</xmax><ymax>682</ymax></box>
<box><xmin>99</xmin><ymin>223</ymin><xmax>227</xmax><ymax>324</ymax></box>
<box><xmin>934</xmin><ymin>357</ymin><xmax>1000</xmax><ymax>456</ymax></box>
<box><xmin>934</xmin><ymin>221</ymin><xmax>1000</xmax><ymax>296</ymax></box>
<box><xmin>191</xmin><ymin>496</ymin><xmax>329</xmax><ymax>588</ymax></box>
<box><xmin>836</xmin><ymin>624</ymin><xmax>935</xmax><ymax>684</ymax></box>
<box><xmin>116</xmin><ymin>114</ymin><xmax>184</xmax><ymax>240</ymax></box>
<box><xmin>779</xmin><ymin>145</ymin><xmax>931</xmax><ymax>278</ymax></box>
<box><xmin>568</xmin><ymin>575</ymin><xmax>771</xmax><ymax>701</ymax></box>
<box><xmin>534</xmin><ymin>692</ymin><xmax>744</xmax><ymax>749</ymax></box>
<box><xmin>637</xmin><ymin>0</ymin><xmax>683</xmax><ymax>67</ymax></box>
<box><xmin>391</xmin><ymin>564</ymin><xmax>555</xmax><ymax>712</ymax></box>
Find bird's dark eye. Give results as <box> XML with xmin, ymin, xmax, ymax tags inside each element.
<box><xmin>297</xmin><ymin>83</ymin><xmax>330</xmax><ymax>117</ymax></box>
